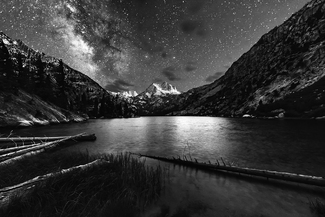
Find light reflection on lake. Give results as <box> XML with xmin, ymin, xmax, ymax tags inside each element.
<box><xmin>7</xmin><ymin>116</ymin><xmax>325</xmax><ymax>216</ymax></box>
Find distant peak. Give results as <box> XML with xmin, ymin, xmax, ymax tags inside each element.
<box><xmin>138</xmin><ymin>81</ymin><xmax>180</xmax><ymax>97</ymax></box>
<box><xmin>119</xmin><ymin>90</ymin><xmax>138</xmax><ymax>97</ymax></box>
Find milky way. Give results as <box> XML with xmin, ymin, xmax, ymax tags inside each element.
<box><xmin>1</xmin><ymin>0</ymin><xmax>310</xmax><ymax>93</ymax></box>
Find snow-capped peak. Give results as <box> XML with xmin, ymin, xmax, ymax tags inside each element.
<box><xmin>109</xmin><ymin>90</ymin><xmax>138</xmax><ymax>98</ymax></box>
<box><xmin>120</xmin><ymin>90</ymin><xmax>138</xmax><ymax>97</ymax></box>
<box><xmin>139</xmin><ymin>81</ymin><xmax>180</xmax><ymax>98</ymax></box>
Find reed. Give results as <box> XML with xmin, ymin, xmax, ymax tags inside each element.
<box><xmin>310</xmin><ymin>198</ymin><xmax>325</xmax><ymax>217</ymax></box>
<box><xmin>0</xmin><ymin>152</ymin><xmax>165</xmax><ymax>217</ymax></box>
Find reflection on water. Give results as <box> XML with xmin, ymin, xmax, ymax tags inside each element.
<box><xmin>6</xmin><ymin>117</ymin><xmax>325</xmax><ymax>216</ymax></box>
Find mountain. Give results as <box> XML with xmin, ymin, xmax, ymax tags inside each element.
<box><xmin>0</xmin><ymin>32</ymin><xmax>137</xmax><ymax>126</ymax></box>
<box><xmin>137</xmin><ymin>82</ymin><xmax>180</xmax><ymax>98</ymax></box>
<box><xmin>119</xmin><ymin>90</ymin><xmax>138</xmax><ymax>98</ymax></box>
<box><xmin>158</xmin><ymin>0</ymin><xmax>325</xmax><ymax>119</ymax></box>
<box><xmin>133</xmin><ymin>82</ymin><xmax>181</xmax><ymax>115</ymax></box>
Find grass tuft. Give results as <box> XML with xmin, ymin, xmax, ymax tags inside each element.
<box><xmin>0</xmin><ymin>152</ymin><xmax>165</xmax><ymax>217</ymax></box>
<box><xmin>310</xmin><ymin>198</ymin><xmax>325</xmax><ymax>217</ymax></box>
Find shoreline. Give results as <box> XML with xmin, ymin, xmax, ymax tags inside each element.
<box><xmin>1</xmin><ymin>114</ymin><xmax>325</xmax><ymax>130</ymax></box>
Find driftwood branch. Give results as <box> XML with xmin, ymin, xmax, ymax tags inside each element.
<box><xmin>0</xmin><ymin>134</ymin><xmax>96</xmax><ymax>148</ymax></box>
<box><xmin>0</xmin><ymin>144</ymin><xmax>39</xmax><ymax>155</ymax></box>
<box><xmin>0</xmin><ymin>134</ymin><xmax>88</xmax><ymax>166</ymax></box>
<box><xmin>0</xmin><ymin>159</ymin><xmax>109</xmax><ymax>194</ymax></box>
<box><xmin>131</xmin><ymin>153</ymin><xmax>325</xmax><ymax>187</ymax></box>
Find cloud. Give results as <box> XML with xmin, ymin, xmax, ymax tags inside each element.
<box><xmin>161</xmin><ymin>66</ymin><xmax>181</xmax><ymax>81</ymax></box>
<box><xmin>205</xmin><ymin>72</ymin><xmax>225</xmax><ymax>82</ymax></box>
<box><xmin>180</xmin><ymin>20</ymin><xmax>200</xmax><ymax>34</ymax></box>
<box><xmin>196</xmin><ymin>28</ymin><xmax>208</xmax><ymax>37</ymax></box>
<box><xmin>161</xmin><ymin>51</ymin><xmax>167</xmax><ymax>58</ymax></box>
<box><xmin>105</xmin><ymin>78</ymin><xmax>134</xmax><ymax>92</ymax></box>
<box><xmin>184</xmin><ymin>61</ymin><xmax>197</xmax><ymax>72</ymax></box>
<box><xmin>180</xmin><ymin>19</ymin><xmax>207</xmax><ymax>37</ymax></box>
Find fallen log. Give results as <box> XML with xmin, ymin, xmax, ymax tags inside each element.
<box><xmin>0</xmin><ymin>144</ymin><xmax>39</xmax><ymax>155</ymax></box>
<box><xmin>0</xmin><ymin>149</ymin><xmax>48</xmax><ymax>166</ymax></box>
<box><xmin>0</xmin><ymin>159</ymin><xmax>110</xmax><ymax>204</ymax></box>
<box><xmin>131</xmin><ymin>153</ymin><xmax>325</xmax><ymax>187</ymax></box>
<box><xmin>0</xmin><ymin>159</ymin><xmax>109</xmax><ymax>193</ymax></box>
<box><xmin>0</xmin><ymin>133</ymin><xmax>86</xmax><ymax>165</ymax></box>
<box><xmin>0</xmin><ymin>134</ymin><xmax>96</xmax><ymax>148</ymax></box>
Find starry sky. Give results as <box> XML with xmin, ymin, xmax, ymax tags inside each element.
<box><xmin>1</xmin><ymin>0</ymin><xmax>310</xmax><ymax>93</ymax></box>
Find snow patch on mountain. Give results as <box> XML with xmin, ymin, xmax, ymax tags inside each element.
<box><xmin>121</xmin><ymin>90</ymin><xmax>138</xmax><ymax>97</ymax></box>
<box><xmin>110</xmin><ymin>90</ymin><xmax>138</xmax><ymax>98</ymax></box>
<box><xmin>138</xmin><ymin>81</ymin><xmax>180</xmax><ymax>98</ymax></box>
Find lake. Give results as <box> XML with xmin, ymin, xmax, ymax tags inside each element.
<box><xmin>4</xmin><ymin>117</ymin><xmax>325</xmax><ymax>216</ymax></box>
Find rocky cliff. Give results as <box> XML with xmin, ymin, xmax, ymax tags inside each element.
<box><xmin>0</xmin><ymin>32</ymin><xmax>136</xmax><ymax>127</ymax></box>
<box><xmin>166</xmin><ymin>0</ymin><xmax>325</xmax><ymax>118</ymax></box>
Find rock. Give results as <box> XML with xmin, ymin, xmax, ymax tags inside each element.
<box><xmin>19</xmin><ymin>120</ymin><xmax>33</xmax><ymax>127</ymax></box>
<box><xmin>278</xmin><ymin>113</ymin><xmax>285</xmax><ymax>119</ymax></box>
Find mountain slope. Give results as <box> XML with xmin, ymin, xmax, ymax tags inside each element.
<box><xmin>0</xmin><ymin>90</ymin><xmax>87</xmax><ymax>127</ymax></box>
<box><xmin>168</xmin><ymin>0</ymin><xmax>325</xmax><ymax>118</ymax></box>
<box><xmin>0</xmin><ymin>32</ymin><xmax>137</xmax><ymax>127</ymax></box>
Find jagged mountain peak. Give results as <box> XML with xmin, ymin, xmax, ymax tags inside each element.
<box><xmin>0</xmin><ymin>32</ymin><xmax>16</xmax><ymax>46</ymax></box>
<box><xmin>120</xmin><ymin>90</ymin><xmax>138</xmax><ymax>98</ymax></box>
<box><xmin>0</xmin><ymin>31</ymin><xmax>10</xmax><ymax>39</ymax></box>
<box><xmin>133</xmin><ymin>81</ymin><xmax>181</xmax><ymax>115</ymax></box>
<box><xmin>141</xmin><ymin>81</ymin><xmax>180</xmax><ymax>98</ymax></box>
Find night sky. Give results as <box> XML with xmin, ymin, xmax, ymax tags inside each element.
<box><xmin>1</xmin><ymin>0</ymin><xmax>310</xmax><ymax>93</ymax></box>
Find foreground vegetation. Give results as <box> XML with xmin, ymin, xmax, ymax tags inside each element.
<box><xmin>310</xmin><ymin>199</ymin><xmax>325</xmax><ymax>217</ymax></box>
<box><xmin>0</xmin><ymin>151</ymin><xmax>165</xmax><ymax>217</ymax></box>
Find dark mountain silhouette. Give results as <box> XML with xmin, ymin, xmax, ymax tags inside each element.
<box><xmin>146</xmin><ymin>0</ymin><xmax>325</xmax><ymax>119</ymax></box>
<box><xmin>0</xmin><ymin>32</ymin><xmax>136</xmax><ymax>127</ymax></box>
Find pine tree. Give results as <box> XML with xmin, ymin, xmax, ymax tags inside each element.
<box><xmin>35</xmin><ymin>54</ymin><xmax>44</xmax><ymax>88</ymax></box>
<box><xmin>57</xmin><ymin>59</ymin><xmax>65</xmax><ymax>89</ymax></box>
<box><xmin>99</xmin><ymin>96</ymin><xmax>107</xmax><ymax>117</ymax></box>
<box><xmin>17</xmin><ymin>52</ymin><xmax>25</xmax><ymax>88</ymax></box>
<box><xmin>0</xmin><ymin>39</ymin><xmax>15</xmax><ymax>90</ymax></box>
<box><xmin>93</xmin><ymin>98</ymin><xmax>99</xmax><ymax>117</ymax></box>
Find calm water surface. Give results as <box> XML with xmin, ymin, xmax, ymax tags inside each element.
<box><xmin>6</xmin><ymin>117</ymin><xmax>325</xmax><ymax>216</ymax></box>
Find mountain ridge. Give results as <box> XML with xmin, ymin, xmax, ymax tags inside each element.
<box><xmin>155</xmin><ymin>0</ymin><xmax>325</xmax><ymax>118</ymax></box>
<box><xmin>132</xmin><ymin>81</ymin><xmax>180</xmax><ymax>116</ymax></box>
<box><xmin>137</xmin><ymin>81</ymin><xmax>180</xmax><ymax>98</ymax></box>
<box><xmin>0</xmin><ymin>31</ymin><xmax>137</xmax><ymax>127</ymax></box>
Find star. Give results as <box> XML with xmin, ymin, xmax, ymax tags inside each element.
<box><xmin>0</xmin><ymin>0</ymin><xmax>311</xmax><ymax>93</ymax></box>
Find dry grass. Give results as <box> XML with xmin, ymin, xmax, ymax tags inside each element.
<box><xmin>0</xmin><ymin>151</ymin><xmax>165</xmax><ymax>217</ymax></box>
<box><xmin>310</xmin><ymin>198</ymin><xmax>325</xmax><ymax>217</ymax></box>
